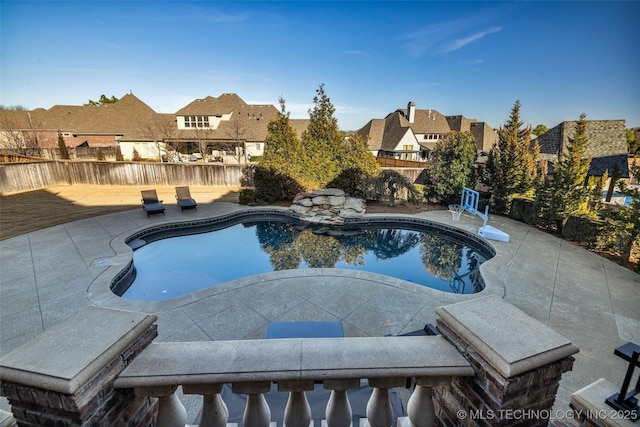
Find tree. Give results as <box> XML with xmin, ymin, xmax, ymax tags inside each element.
<box><xmin>259</xmin><ymin>87</ymin><xmax>378</xmax><ymax>198</ymax></box>
<box><xmin>364</xmin><ymin>169</ymin><xmax>422</xmax><ymax>206</ymax></box>
<box><xmin>603</xmin><ymin>181</ymin><xmax>640</xmax><ymax>269</ymax></box>
<box><xmin>0</xmin><ymin>110</ymin><xmax>43</xmax><ymax>155</ymax></box>
<box><xmin>84</xmin><ymin>95</ymin><xmax>118</xmax><ymax>107</ymax></box>
<box><xmin>224</xmin><ymin>120</ymin><xmax>251</xmax><ymax>164</ymax></box>
<box><xmin>343</xmin><ymin>132</ymin><xmax>379</xmax><ymax>178</ymax></box>
<box><xmin>532</xmin><ymin>124</ymin><xmax>548</xmax><ymax>136</ymax></box>
<box><xmin>255</xmin><ymin>97</ymin><xmax>307</xmax><ymax>201</ymax></box>
<box><xmin>138</xmin><ymin>116</ymin><xmax>175</xmax><ymax>162</ymax></box>
<box><xmin>481</xmin><ymin>100</ymin><xmax>540</xmax><ymax>215</ymax></box>
<box><xmin>627</xmin><ymin>129</ymin><xmax>639</xmax><ymax>155</ymax></box>
<box><xmin>57</xmin><ymin>132</ymin><xmax>70</xmax><ymax>160</ymax></box>
<box><xmin>327</xmin><ymin>132</ymin><xmax>381</xmax><ymax>197</ymax></box>
<box><xmin>300</xmin><ymin>84</ymin><xmax>347</xmax><ymax>188</ymax></box>
<box><xmin>0</xmin><ymin>105</ymin><xmax>27</xmax><ymax>110</ymax></box>
<box><xmin>423</xmin><ymin>131</ymin><xmax>477</xmax><ymax>205</ymax></box>
<box><xmin>259</xmin><ymin>97</ymin><xmax>307</xmax><ymax>182</ymax></box>
<box><xmin>115</xmin><ymin>145</ymin><xmax>124</xmax><ymax>161</ymax></box>
<box><xmin>538</xmin><ymin>114</ymin><xmax>592</xmax><ymax>230</ymax></box>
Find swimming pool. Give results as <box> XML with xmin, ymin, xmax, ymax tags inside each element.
<box><xmin>113</xmin><ymin>211</ymin><xmax>495</xmax><ymax>301</ymax></box>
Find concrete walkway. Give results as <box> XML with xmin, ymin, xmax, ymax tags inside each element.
<box><xmin>1</xmin><ymin>200</ymin><xmax>638</xmax><ymax>421</ymax></box>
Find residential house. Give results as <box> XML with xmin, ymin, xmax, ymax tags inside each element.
<box><xmin>537</xmin><ymin>119</ymin><xmax>629</xmax><ymax>179</ymax></box>
<box><xmin>354</xmin><ymin>101</ymin><xmax>498</xmax><ymax>162</ymax></box>
<box><xmin>0</xmin><ymin>93</ymin><xmax>290</xmax><ymax>162</ymax></box>
<box><xmin>172</xmin><ymin>93</ymin><xmax>280</xmax><ymax>162</ymax></box>
<box><xmin>0</xmin><ymin>94</ymin><xmax>165</xmax><ymax>159</ymax></box>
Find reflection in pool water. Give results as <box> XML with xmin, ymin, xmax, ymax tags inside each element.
<box><xmin>120</xmin><ymin>219</ymin><xmax>489</xmax><ymax>301</ymax></box>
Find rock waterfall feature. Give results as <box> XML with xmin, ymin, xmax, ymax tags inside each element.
<box><xmin>289</xmin><ymin>189</ymin><xmax>366</xmax><ymax>225</ymax></box>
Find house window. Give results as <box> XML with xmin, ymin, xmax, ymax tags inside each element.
<box><xmin>184</xmin><ymin>116</ymin><xmax>210</xmax><ymax>128</ymax></box>
<box><xmin>402</xmin><ymin>145</ymin><xmax>413</xmax><ymax>160</ymax></box>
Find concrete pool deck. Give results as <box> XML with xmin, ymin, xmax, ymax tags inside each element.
<box><xmin>1</xmin><ymin>200</ymin><xmax>639</xmax><ymax>420</ymax></box>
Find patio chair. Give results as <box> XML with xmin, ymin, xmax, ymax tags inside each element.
<box><xmin>174</xmin><ymin>186</ymin><xmax>197</xmax><ymax>212</ymax></box>
<box><xmin>140</xmin><ymin>190</ymin><xmax>165</xmax><ymax>217</ymax></box>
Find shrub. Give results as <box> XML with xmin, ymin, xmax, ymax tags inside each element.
<box><xmin>238</xmin><ymin>188</ymin><xmax>255</xmax><ymax>205</ymax></box>
<box><xmin>562</xmin><ymin>215</ymin><xmax>604</xmax><ymax>249</ymax></box>
<box><xmin>509</xmin><ymin>197</ymin><xmax>536</xmax><ymax>225</ymax></box>
<box><xmin>132</xmin><ymin>148</ymin><xmax>141</xmax><ymax>161</ymax></box>
<box><xmin>326</xmin><ymin>168</ymin><xmax>372</xmax><ymax>198</ymax></box>
<box><xmin>96</xmin><ymin>149</ymin><xmax>105</xmax><ymax>161</ymax></box>
<box><xmin>363</xmin><ymin>170</ymin><xmax>422</xmax><ymax>206</ymax></box>
<box><xmin>253</xmin><ymin>166</ymin><xmax>304</xmax><ymax>203</ymax></box>
<box><xmin>57</xmin><ymin>133</ymin><xmax>70</xmax><ymax>160</ymax></box>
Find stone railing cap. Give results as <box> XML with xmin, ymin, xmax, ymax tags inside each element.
<box><xmin>114</xmin><ymin>335</ymin><xmax>474</xmax><ymax>388</ymax></box>
<box><xmin>0</xmin><ymin>306</ymin><xmax>157</xmax><ymax>394</ymax></box>
<box><xmin>435</xmin><ymin>295</ymin><xmax>579</xmax><ymax>378</ymax></box>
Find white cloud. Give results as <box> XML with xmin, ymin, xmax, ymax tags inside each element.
<box><xmin>401</xmin><ymin>12</ymin><xmax>503</xmax><ymax>57</ymax></box>
<box><xmin>442</xmin><ymin>27</ymin><xmax>502</xmax><ymax>53</ymax></box>
<box><xmin>343</xmin><ymin>50</ymin><xmax>369</xmax><ymax>56</ymax></box>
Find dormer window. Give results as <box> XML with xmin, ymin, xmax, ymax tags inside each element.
<box><xmin>184</xmin><ymin>116</ymin><xmax>210</xmax><ymax>128</ymax></box>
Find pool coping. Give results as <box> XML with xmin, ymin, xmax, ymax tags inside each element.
<box><xmin>86</xmin><ymin>206</ymin><xmax>509</xmax><ymax>313</ymax></box>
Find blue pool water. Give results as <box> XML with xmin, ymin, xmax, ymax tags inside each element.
<box><xmin>118</xmin><ymin>217</ymin><xmax>491</xmax><ymax>301</ymax></box>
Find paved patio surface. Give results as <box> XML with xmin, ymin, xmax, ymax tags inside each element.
<box><xmin>1</xmin><ymin>200</ymin><xmax>638</xmax><ymax>422</ymax></box>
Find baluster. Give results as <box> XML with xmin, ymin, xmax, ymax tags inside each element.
<box><xmin>366</xmin><ymin>377</ymin><xmax>406</xmax><ymax>427</ymax></box>
<box><xmin>324</xmin><ymin>378</ymin><xmax>359</xmax><ymax>427</ymax></box>
<box><xmin>136</xmin><ymin>385</ymin><xmax>187</xmax><ymax>427</ymax></box>
<box><xmin>182</xmin><ymin>383</ymin><xmax>228</xmax><ymax>427</ymax></box>
<box><xmin>406</xmin><ymin>377</ymin><xmax>450</xmax><ymax>427</ymax></box>
<box><xmin>233</xmin><ymin>381</ymin><xmax>272</xmax><ymax>427</ymax></box>
<box><xmin>279</xmin><ymin>380</ymin><xmax>314</xmax><ymax>427</ymax></box>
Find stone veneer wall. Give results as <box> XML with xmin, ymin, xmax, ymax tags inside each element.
<box><xmin>0</xmin><ymin>307</ymin><xmax>159</xmax><ymax>426</ymax></box>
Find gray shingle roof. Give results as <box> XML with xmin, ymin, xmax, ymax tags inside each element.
<box><xmin>538</xmin><ymin>120</ymin><xmax>629</xmax><ymax>178</ymax></box>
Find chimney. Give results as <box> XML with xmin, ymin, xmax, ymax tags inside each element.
<box><xmin>407</xmin><ymin>101</ymin><xmax>416</xmax><ymax>123</ymax></box>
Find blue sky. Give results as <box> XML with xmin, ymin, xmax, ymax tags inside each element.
<box><xmin>1</xmin><ymin>1</ymin><xmax>639</xmax><ymax>131</ymax></box>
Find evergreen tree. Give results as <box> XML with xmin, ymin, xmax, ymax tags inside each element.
<box><xmin>423</xmin><ymin>131</ymin><xmax>477</xmax><ymax>205</ymax></box>
<box><xmin>115</xmin><ymin>146</ymin><xmax>124</xmax><ymax>161</ymax></box>
<box><xmin>84</xmin><ymin>94</ymin><xmax>118</xmax><ymax>107</ymax></box>
<box><xmin>259</xmin><ymin>97</ymin><xmax>307</xmax><ymax>184</ymax></box>
<box><xmin>343</xmin><ymin>132</ymin><xmax>380</xmax><ymax>178</ymax></box>
<box><xmin>328</xmin><ymin>132</ymin><xmax>380</xmax><ymax>197</ymax></box>
<box><xmin>548</xmin><ymin>114</ymin><xmax>592</xmax><ymax>227</ymax></box>
<box><xmin>482</xmin><ymin>100</ymin><xmax>539</xmax><ymax>214</ymax></box>
<box><xmin>57</xmin><ymin>132</ymin><xmax>70</xmax><ymax>160</ymax></box>
<box><xmin>301</xmin><ymin>84</ymin><xmax>347</xmax><ymax>188</ymax></box>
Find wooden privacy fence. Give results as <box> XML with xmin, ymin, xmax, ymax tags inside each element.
<box><xmin>0</xmin><ymin>161</ymin><xmax>250</xmax><ymax>193</ymax></box>
<box><xmin>377</xmin><ymin>157</ymin><xmax>428</xmax><ymax>168</ymax></box>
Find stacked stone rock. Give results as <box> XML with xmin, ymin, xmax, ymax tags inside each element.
<box><xmin>289</xmin><ymin>188</ymin><xmax>366</xmax><ymax>225</ymax></box>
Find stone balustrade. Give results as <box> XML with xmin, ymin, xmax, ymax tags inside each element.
<box><xmin>113</xmin><ymin>335</ymin><xmax>473</xmax><ymax>426</ymax></box>
<box><xmin>0</xmin><ymin>296</ymin><xmax>580</xmax><ymax>427</ymax></box>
